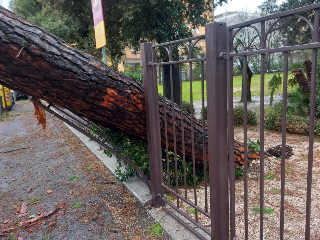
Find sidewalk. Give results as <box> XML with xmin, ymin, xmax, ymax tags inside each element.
<box><xmin>0</xmin><ymin>100</ymin><xmax>172</xmax><ymax>240</ymax></box>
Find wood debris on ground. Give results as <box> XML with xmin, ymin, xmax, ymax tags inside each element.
<box><xmin>19</xmin><ymin>206</ymin><xmax>61</xmax><ymax>228</ymax></box>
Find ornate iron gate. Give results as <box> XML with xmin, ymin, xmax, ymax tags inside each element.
<box><xmin>142</xmin><ymin>3</ymin><xmax>320</xmax><ymax>239</ymax></box>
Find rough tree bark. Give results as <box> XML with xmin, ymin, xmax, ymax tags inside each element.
<box><xmin>0</xmin><ymin>6</ymin><xmax>261</xmax><ymax>166</ymax></box>
<box><xmin>292</xmin><ymin>60</ymin><xmax>312</xmax><ymax>95</ymax></box>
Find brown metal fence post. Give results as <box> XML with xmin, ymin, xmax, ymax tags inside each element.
<box><xmin>205</xmin><ymin>22</ymin><xmax>228</xmax><ymax>239</ymax></box>
<box><xmin>141</xmin><ymin>43</ymin><xmax>164</xmax><ymax>207</ymax></box>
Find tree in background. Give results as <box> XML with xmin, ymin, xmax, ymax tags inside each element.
<box><xmin>9</xmin><ymin>0</ymin><xmax>228</xmax><ymax>104</ymax></box>
<box><xmin>9</xmin><ymin>0</ymin><xmax>227</xmax><ymax>71</ymax></box>
<box><xmin>259</xmin><ymin>0</ymin><xmax>320</xmax><ymax>45</ymax></box>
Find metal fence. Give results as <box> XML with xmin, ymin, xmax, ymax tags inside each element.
<box><xmin>142</xmin><ymin>3</ymin><xmax>320</xmax><ymax>239</ymax></box>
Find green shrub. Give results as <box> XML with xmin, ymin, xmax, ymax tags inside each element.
<box><xmin>122</xmin><ymin>65</ymin><xmax>143</xmax><ymax>83</ymax></box>
<box><xmin>235</xmin><ymin>166</ymin><xmax>244</xmax><ymax>178</ymax></box>
<box><xmin>91</xmin><ymin>124</ymin><xmax>150</xmax><ymax>183</ymax></box>
<box><xmin>182</xmin><ymin>101</ymin><xmax>194</xmax><ymax>115</ymax></box>
<box><xmin>268</xmin><ymin>74</ymin><xmax>282</xmax><ymax>106</ymax></box>
<box><xmin>162</xmin><ymin>151</ymin><xmax>207</xmax><ymax>187</ymax></box>
<box><xmin>91</xmin><ymin>124</ymin><xmax>206</xmax><ymax>187</ymax></box>
<box><xmin>264</xmin><ymin>102</ymin><xmax>320</xmax><ymax>135</ymax></box>
<box><xmin>233</xmin><ymin>106</ymin><xmax>257</xmax><ymax>126</ymax></box>
<box><xmin>287</xmin><ymin>89</ymin><xmax>310</xmax><ymax>117</ymax></box>
<box><xmin>289</xmin><ymin>61</ymin><xmax>304</xmax><ymax>71</ymax></box>
<box><xmin>201</xmin><ymin>107</ymin><xmax>207</xmax><ymax>120</ymax></box>
<box><xmin>264</xmin><ymin>103</ymin><xmax>283</xmax><ymax>132</ymax></box>
<box><xmin>201</xmin><ymin>106</ymin><xmax>257</xmax><ymax>126</ymax></box>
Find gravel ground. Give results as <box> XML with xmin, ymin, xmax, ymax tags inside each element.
<box><xmin>0</xmin><ymin>101</ymin><xmax>171</xmax><ymax>240</ymax></box>
<box><xmin>172</xmin><ymin>125</ymin><xmax>320</xmax><ymax>239</ymax></box>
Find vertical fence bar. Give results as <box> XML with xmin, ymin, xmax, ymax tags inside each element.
<box><xmin>141</xmin><ymin>43</ymin><xmax>164</xmax><ymax>207</ymax></box>
<box><xmin>280</xmin><ymin>39</ymin><xmax>289</xmax><ymax>240</ymax></box>
<box><xmin>242</xmin><ymin>50</ymin><xmax>249</xmax><ymax>240</ymax></box>
<box><xmin>305</xmin><ymin>9</ymin><xmax>319</xmax><ymax>239</ymax></box>
<box><xmin>206</xmin><ymin>22</ymin><xmax>228</xmax><ymax>240</ymax></box>
<box><xmin>162</xmin><ymin>61</ymin><xmax>170</xmax><ymax>188</ymax></box>
<box><xmin>168</xmin><ymin>45</ymin><xmax>180</xmax><ymax>208</ymax></box>
<box><xmin>259</xmin><ymin>21</ymin><xmax>266</xmax><ymax>240</ymax></box>
<box><xmin>179</xmin><ymin>63</ymin><xmax>188</xmax><ymax>199</ymax></box>
<box><xmin>188</xmin><ymin>41</ymin><xmax>198</xmax><ymax>222</ymax></box>
<box><xmin>227</xmin><ymin>28</ymin><xmax>236</xmax><ymax>238</ymax></box>
<box><xmin>201</xmin><ymin>60</ymin><xmax>208</xmax><ymax>213</ymax></box>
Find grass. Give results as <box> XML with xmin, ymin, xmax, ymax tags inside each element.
<box><xmin>252</xmin><ymin>206</ymin><xmax>274</xmax><ymax>214</ymax></box>
<box><xmin>165</xmin><ymin>195</ymin><xmax>173</xmax><ymax>202</ymax></box>
<box><xmin>158</xmin><ymin>73</ymin><xmax>294</xmax><ymax>102</ymax></box>
<box><xmin>188</xmin><ymin>208</ymin><xmax>196</xmax><ymax>214</ymax></box>
<box><xmin>264</xmin><ymin>174</ymin><xmax>275</xmax><ymax>179</ymax></box>
<box><xmin>28</xmin><ymin>197</ymin><xmax>41</xmax><ymax>205</ymax></box>
<box><xmin>69</xmin><ymin>175</ymin><xmax>78</xmax><ymax>180</ymax></box>
<box><xmin>42</xmin><ymin>234</ymin><xmax>51</xmax><ymax>239</ymax></box>
<box><xmin>7</xmin><ymin>234</ymin><xmax>17</xmax><ymax>240</ymax></box>
<box><xmin>0</xmin><ymin>112</ymin><xmax>22</xmax><ymax>122</ymax></box>
<box><xmin>148</xmin><ymin>223</ymin><xmax>163</xmax><ymax>237</ymax></box>
<box><xmin>86</xmin><ymin>165</ymin><xmax>93</xmax><ymax>170</ymax></box>
<box><xmin>270</xmin><ymin>189</ymin><xmax>281</xmax><ymax>194</ymax></box>
<box><xmin>71</xmin><ymin>202</ymin><xmax>83</xmax><ymax>209</ymax></box>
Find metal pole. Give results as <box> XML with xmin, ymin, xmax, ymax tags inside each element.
<box><xmin>1</xmin><ymin>86</ymin><xmax>7</xmax><ymax>113</ymax></box>
<box><xmin>141</xmin><ymin>42</ymin><xmax>164</xmax><ymax>207</ymax></box>
<box><xmin>102</xmin><ymin>46</ymin><xmax>107</xmax><ymax>64</ymax></box>
<box><xmin>205</xmin><ymin>22</ymin><xmax>228</xmax><ymax>239</ymax></box>
<box><xmin>0</xmin><ymin>96</ymin><xmax>2</xmax><ymax>122</ymax></box>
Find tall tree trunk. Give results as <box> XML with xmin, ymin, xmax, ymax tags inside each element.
<box><xmin>240</xmin><ymin>59</ymin><xmax>253</xmax><ymax>102</ymax></box>
<box><xmin>0</xmin><ymin>6</ymin><xmax>263</xmax><ymax>166</ymax></box>
<box><xmin>163</xmin><ymin>64</ymin><xmax>181</xmax><ymax>105</ymax></box>
<box><xmin>0</xmin><ymin>6</ymin><xmax>204</xmax><ymax>163</ymax></box>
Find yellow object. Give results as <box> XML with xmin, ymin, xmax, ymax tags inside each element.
<box><xmin>94</xmin><ymin>21</ymin><xmax>107</xmax><ymax>49</ymax></box>
<box><xmin>0</xmin><ymin>85</ymin><xmax>12</xmax><ymax>109</ymax></box>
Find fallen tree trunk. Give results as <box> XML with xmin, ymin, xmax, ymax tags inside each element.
<box><xmin>0</xmin><ymin>6</ymin><xmax>262</xmax><ymax>166</ymax></box>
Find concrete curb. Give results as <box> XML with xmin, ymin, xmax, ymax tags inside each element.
<box><xmin>65</xmin><ymin>123</ymin><xmax>207</xmax><ymax>240</ymax></box>
<box><xmin>65</xmin><ymin>124</ymin><xmax>151</xmax><ymax>206</ymax></box>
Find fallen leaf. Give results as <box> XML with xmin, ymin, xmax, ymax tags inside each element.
<box><xmin>69</xmin><ymin>191</ymin><xmax>73</xmax><ymax>195</ymax></box>
<box><xmin>83</xmin><ymin>219</ymin><xmax>88</xmax><ymax>223</ymax></box>
<box><xmin>61</xmin><ymin>202</ymin><xmax>66</xmax><ymax>207</ymax></box>
<box><xmin>16</xmin><ymin>206</ymin><xmax>22</xmax><ymax>213</ymax></box>
<box><xmin>28</xmin><ymin>214</ymin><xmax>36</xmax><ymax>218</ymax></box>
<box><xmin>20</xmin><ymin>202</ymin><xmax>28</xmax><ymax>214</ymax></box>
<box><xmin>47</xmin><ymin>190</ymin><xmax>52</xmax><ymax>194</ymax></box>
<box><xmin>3</xmin><ymin>220</ymin><xmax>9</xmax><ymax>224</ymax></box>
<box><xmin>135</xmin><ymin>236</ymin><xmax>141</xmax><ymax>239</ymax></box>
<box><xmin>49</xmin><ymin>222</ymin><xmax>56</xmax><ymax>227</ymax></box>
<box><xmin>87</xmin><ymin>228</ymin><xmax>93</xmax><ymax>231</ymax></box>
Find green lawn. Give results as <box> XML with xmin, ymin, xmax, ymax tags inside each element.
<box><xmin>158</xmin><ymin>73</ymin><xmax>295</xmax><ymax>102</ymax></box>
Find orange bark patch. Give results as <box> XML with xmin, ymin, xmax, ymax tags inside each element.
<box><xmin>89</xmin><ymin>61</ymin><xmax>103</xmax><ymax>70</ymax></box>
<box><xmin>101</xmin><ymin>88</ymin><xmax>127</xmax><ymax>108</ymax></box>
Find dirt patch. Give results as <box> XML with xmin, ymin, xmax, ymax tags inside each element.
<box><xmin>0</xmin><ymin>101</ymin><xmax>171</xmax><ymax>240</ymax></box>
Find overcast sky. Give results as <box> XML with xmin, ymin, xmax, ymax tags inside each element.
<box><xmin>0</xmin><ymin>0</ymin><xmax>284</xmax><ymax>15</ymax></box>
